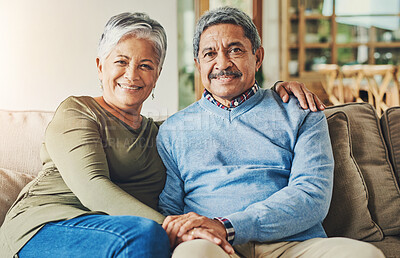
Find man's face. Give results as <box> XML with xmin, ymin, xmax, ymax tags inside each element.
<box><xmin>195</xmin><ymin>24</ymin><xmax>263</xmax><ymax>106</ymax></box>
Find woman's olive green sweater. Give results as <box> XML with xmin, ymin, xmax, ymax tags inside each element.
<box><xmin>0</xmin><ymin>96</ymin><xmax>166</xmax><ymax>257</ymax></box>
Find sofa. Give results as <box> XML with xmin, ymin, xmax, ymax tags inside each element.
<box><xmin>1</xmin><ymin>102</ymin><xmax>399</xmax><ymax>257</ymax></box>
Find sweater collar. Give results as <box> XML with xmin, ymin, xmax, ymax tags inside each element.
<box><xmin>203</xmin><ymin>81</ymin><xmax>259</xmax><ymax>111</ymax></box>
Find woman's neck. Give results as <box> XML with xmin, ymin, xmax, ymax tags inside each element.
<box><xmin>94</xmin><ymin>96</ymin><xmax>143</xmax><ymax>129</ymax></box>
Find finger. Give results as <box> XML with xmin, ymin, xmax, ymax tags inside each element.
<box><xmin>314</xmin><ymin>95</ymin><xmax>326</xmax><ymax>111</ymax></box>
<box><xmin>165</xmin><ymin>218</ymin><xmax>188</xmax><ymax>247</ymax></box>
<box><xmin>165</xmin><ymin>216</ymin><xmax>190</xmax><ymax>247</ymax></box>
<box><xmin>296</xmin><ymin>83</ymin><xmax>309</xmax><ymax>109</ymax></box>
<box><xmin>190</xmin><ymin>228</ymin><xmax>222</xmax><ymax>245</ymax></box>
<box><xmin>305</xmin><ymin>91</ymin><xmax>317</xmax><ymax>111</ymax></box>
<box><xmin>275</xmin><ymin>82</ymin><xmax>290</xmax><ymax>103</ymax></box>
<box><xmin>280</xmin><ymin>86</ymin><xmax>290</xmax><ymax>103</ymax></box>
<box><xmin>165</xmin><ymin>222</ymin><xmax>177</xmax><ymax>248</ymax></box>
<box><xmin>286</xmin><ymin>82</ymin><xmax>307</xmax><ymax>109</ymax></box>
<box><xmin>166</xmin><ymin>213</ymin><xmax>205</xmax><ymax>244</ymax></box>
<box><xmin>191</xmin><ymin>229</ymin><xmax>235</xmax><ymax>254</ymax></box>
<box><xmin>162</xmin><ymin>215</ymin><xmax>179</xmax><ymax>229</ymax></box>
<box><xmin>177</xmin><ymin>216</ymin><xmax>207</xmax><ymax>237</ymax></box>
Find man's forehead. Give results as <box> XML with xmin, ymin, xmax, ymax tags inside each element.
<box><xmin>199</xmin><ymin>24</ymin><xmax>249</xmax><ymax>47</ymax></box>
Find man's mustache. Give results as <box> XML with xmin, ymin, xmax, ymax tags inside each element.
<box><xmin>209</xmin><ymin>70</ymin><xmax>243</xmax><ymax>80</ymax></box>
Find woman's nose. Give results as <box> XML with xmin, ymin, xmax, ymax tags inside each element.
<box><xmin>124</xmin><ymin>66</ymin><xmax>140</xmax><ymax>81</ymax></box>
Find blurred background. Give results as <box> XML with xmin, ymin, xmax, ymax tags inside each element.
<box><xmin>1</xmin><ymin>0</ymin><xmax>399</xmax><ymax>117</ymax></box>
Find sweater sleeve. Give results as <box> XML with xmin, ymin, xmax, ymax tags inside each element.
<box><xmin>226</xmin><ymin>111</ymin><xmax>334</xmax><ymax>244</ymax></box>
<box><xmin>157</xmin><ymin>125</ymin><xmax>186</xmax><ymax>216</ymax></box>
<box><xmin>45</xmin><ymin>97</ymin><xmax>165</xmax><ymax>223</ymax></box>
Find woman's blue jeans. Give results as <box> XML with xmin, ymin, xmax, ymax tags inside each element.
<box><xmin>18</xmin><ymin>214</ymin><xmax>171</xmax><ymax>258</ymax></box>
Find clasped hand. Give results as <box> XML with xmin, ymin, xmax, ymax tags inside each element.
<box><xmin>162</xmin><ymin>212</ymin><xmax>234</xmax><ymax>254</ymax></box>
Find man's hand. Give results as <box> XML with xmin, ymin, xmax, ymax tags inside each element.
<box><xmin>275</xmin><ymin>81</ymin><xmax>326</xmax><ymax>112</ymax></box>
<box><xmin>162</xmin><ymin>212</ymin><xmax>234</xmax><ymax>254</ymax></box>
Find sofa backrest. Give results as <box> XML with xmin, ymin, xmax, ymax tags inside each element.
<box><xmin>323</xmin><ymin>103</ymin><xmax>400</xmax><ymax>241</ymax></box>
<box><xmin>381</xmin><ymin>106</ymin><xmax>400</xmax><ymax>185</ymax></box>
<box><xmin>0</xmin><ymin>110</ymin><xmax>54</xmax><ymax>175</ymax></box>
<box><xmin>1</xmin><ymin>104</ymin><xmax>400</xmax><ymax>237</ymax></box>
<box><xmin>0</xmin><ymin>110</ymin><xmax>54</xmax><ymax>225</ymax></box>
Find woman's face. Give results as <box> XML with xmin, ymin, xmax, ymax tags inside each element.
<box><xmin>97</xmin><ymin>36</ymin><xmax>160</xmax><ymax>113</ymax></box>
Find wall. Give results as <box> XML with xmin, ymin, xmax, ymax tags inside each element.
<box><xmin>0</xmin><ymin>0</ymin><xmax>178</xmax><ymax>118</ymax></box>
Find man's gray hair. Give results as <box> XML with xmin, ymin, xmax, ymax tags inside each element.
<box><xmin>98</xmin><ymin>12</ymin><xmax>167</xmax><ymax>72</ymax></box>
<box><xmin>193</xmin><ymin>6</ymin><xmax>261</xmax><ymax>60</ymax></box>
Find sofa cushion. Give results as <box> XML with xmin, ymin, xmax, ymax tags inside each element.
<box><xmin>380</xmin><ymin>106</ymin><xmax>400</xmax><ymax>186</ymax></box>
<box><xmin>0</xmin><ymin>168</ymin><xmax>35</xmax><ymax>226</ymax></box>
<box><xmin>324</xmin><ymin>103</ymin><xmax>400</xmax><ymax>237</ymax></box>
<box><xmin>369</xmin><ymin>236</ymin><xmax>400</xmax><ymax>258</ymax></box>
<box><xmin>0</xmin><ymin>110</ymin><xmax>54</xmax><ymax>175</ymax></box>
<box><xmin>322</xmin><ymin>112</ymin><xmax>383</xmax><ymax>241</ymax></box>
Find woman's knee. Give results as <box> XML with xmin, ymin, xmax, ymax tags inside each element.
<box><xmin>134</xmin><ymin>217</ymin><xmax>168</xmax><ymax>240</ymax></box>
<box><xmin>118</xmin><ymin>216</ymin><xmax>170</xmax><ymax>257</ymax></box>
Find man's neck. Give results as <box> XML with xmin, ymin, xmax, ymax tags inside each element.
<box><xmin>203</xmin><ymin>82</ymin><xmax>259</xmax><ymax>110</ymax></box>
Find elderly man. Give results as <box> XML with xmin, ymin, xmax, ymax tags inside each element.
<box><xmin>157</xmin><ymin>7</ymin><xmax>384</xmax><ymax>258</ymax></box>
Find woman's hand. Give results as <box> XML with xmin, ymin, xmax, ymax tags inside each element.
<box><xmin>275</xmin><ymin>81</ymin><xmax>326</xmax><ymax>112</ymax></box>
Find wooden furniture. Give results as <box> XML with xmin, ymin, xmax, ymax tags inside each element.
<box><xmin>341</xmin><ymin>65</ymin><xmax>370</xmax><ymax>104</ymax></box>
<box><xmin>317</xmin><ymin>64</ymin><xmax>400</xmax><ymax>115</ymax></box>
<box><xmin>363</xmin><ymin>65</ymin><xmax>400</xmax><ymax>115</ymax></box>
<box><xmin>280</xmin><ymin>0</ymin><xmax>400</xmax><ymax>82</ymax></box>
<box><xmin>315</xmin><ymin>64</ymin><xmax>342</xmax><ymax>105</ymax></box>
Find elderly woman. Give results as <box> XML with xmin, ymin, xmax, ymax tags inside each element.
<box><xmin>0</xmin><ymin>12</ymin><xmax>323</xmax><ymax>257</ymax></box>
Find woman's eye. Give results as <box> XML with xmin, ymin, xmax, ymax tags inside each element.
<box><xmin>140</xmin><ymin>64</ymin><xmax>154</xmax><ymax>70</ymax></box>
<box><xmin>115</xmin><ymin>60</ymin><xmax>127</xmax><ymax>65</ymax></box>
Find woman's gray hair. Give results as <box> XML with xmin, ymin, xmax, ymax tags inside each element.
<box><xmin>98</xmin><ymin>12</ymin><xmax>167</xmax><ymax>72</ymax></box>
<box><xmin>193</xmin><ymin>7</ymin><xmax>261</xmax><ymax>61</ymax></box>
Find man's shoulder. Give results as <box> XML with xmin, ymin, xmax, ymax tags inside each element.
<box><xmin>258</xmin><ymin>88</ymin><xmax>310</xmax><ymax>115</ymax></box>
<box><xmin>257</xmin><ymin>88</ymin><xmax>327</xmax><ymax>126</ymax></box>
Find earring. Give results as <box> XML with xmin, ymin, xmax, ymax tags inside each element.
<box><xmin>151</xmin><ymin>88</ymin><xmax>155</xmax><ymax>100</ymax></box>
<box><xmin>99</xmin><ymin>80</ymin><xmax>103</xmax><ymax>90</ymax></box>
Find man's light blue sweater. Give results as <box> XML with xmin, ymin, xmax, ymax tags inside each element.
<box><xmin>157</xmin><ymin>88</ymin><xmax>334</xmax><ymax>245</ymax></box>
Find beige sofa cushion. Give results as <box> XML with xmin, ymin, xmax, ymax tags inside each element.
<box><xmin>381</xmin><ymin>106</ymin><xmax>400</xmax><ymax>185</ymax></box>
<box><xmin>0</xmin><ymin>168</ymin><xmax>35</xmax><ymax>226</ymax></box>
<box><xmin>0</xmin><ymin>110</ymin><xmax>53</xmax><ymax>226</ymax></box>
<box><xmin>324</xmin><ymin>103</ymin><xmax>400</xmax><ymax>237</ymax></box>
<box><xmin>322</xmin><ymin>112</ymin><xmax>383</xmax><ymax>241</ymax></box>
<box><xmin>0</xmin><ymin>110</ymin><xmax>54</xmax><ymax>175</ymax></box>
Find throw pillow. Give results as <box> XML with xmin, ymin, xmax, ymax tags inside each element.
<box><xmin>325</xmin><ymin>103</ymin><xmax>400</xmax><ymax>237</ymax></box>
<box><xmin>322</xmin><ymin>112</ymin><xmax>383</xmax><ymax>241</ymax></box>
<box><xmin>0</xmin><ymin>168</ymin><xmax>35</xmax><ymax>226</ymax></box>
<box><xmin>381</xmin><ymin>106</ymin><xmax>400</xmax><ymax>186</ymax></box>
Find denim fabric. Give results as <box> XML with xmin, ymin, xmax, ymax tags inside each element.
<box><xmin>18</xmin><ymin>215</ymin><xmax>170</xmax><ymax>258</ymax></box>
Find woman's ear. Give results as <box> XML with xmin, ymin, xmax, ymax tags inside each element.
<box><xmin>96</xmin><ymin>58</ymin><xmax>103</xmax><ymax>80</ymax></box>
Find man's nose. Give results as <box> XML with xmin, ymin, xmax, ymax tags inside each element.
<box><xmin>215</xmin><ymin>53</ymin><xmax>232</xmax><ymax>70</ymax></box>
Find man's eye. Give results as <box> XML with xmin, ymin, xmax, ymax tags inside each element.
<box><xmin>230</xmin><ymin>48</ymin><xmax>243</xmax><ymax>54</ymax></box>
<box><xmin>204</xmin><ymin>52</ymin><xmax>215</xmax><ymax>58</ymax></box>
